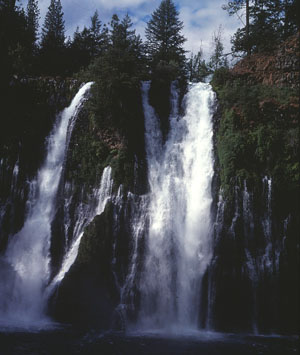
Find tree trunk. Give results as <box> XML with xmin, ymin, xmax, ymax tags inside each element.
<box><xmin>246</xmin><ymin>0</ymin><xmax>250</xmax><ymax>56</ymax></box>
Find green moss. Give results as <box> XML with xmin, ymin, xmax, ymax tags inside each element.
<box><xmin>65</xmin><ymin>123</ymin><xmax>122</xmax><ymax>192</ymax></box>
<box><xmin>65</xmin><ymin>78</ymin><xmax>143</xmax><ymax>192</ymax></box>
<box><xmin>110</xmin><ymin>148</ymin><xmax>134</xmax><ymax>191</ymax></box>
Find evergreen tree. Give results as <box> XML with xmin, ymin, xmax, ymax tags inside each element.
<box><xmin>90</xmin><ymin>10</ymin><xmax>101</xmax><ymax>37</ymax></box>
<box><xmin>88</xmin><ymin>13</ymin><xmax>145</xmax><ymax>132</ymax></box>
<box><xmin>188</xmin><ymin>48</ymin><xmax>210</xmax><ymax>82</ymax></box>
<box><xmin>223</xmin><ymin>0</ymin><xmax>299</xmax><ymax>56</ymax></box>
<box><xmin>110</xmin><ymin>13</ymin><xmax>143</xmax><ymax>58</ymax></box>
<box><xmin>89</xmin><ymin>10</ymin><xmax>108</xmax><ymax>55</ymax></box>
<box><xmin>145</xmin><ymin>0</ymin><xmax>186</xmax><ymax>72</ymax></box>
<box><xmin>109</xmin><ymin>14</ymin><xmax>121</xmax><ymax>46</ymax></box>
<box><xmin>209</xmin><ymin>26</ymin><xmax>228</xmax><ymax>71</ymax></box>
<box><xmin>68</xmin><ymin>10</ymin><xmax>108</xmax><ymax>73</ymax></box>
<box><xmin>26</xmin><ymin>0</ymin><xmax>39</xmax><ymax>46</ymax></box>
<box><xmin>40</xmin><ymin>0</ymin><xmax>65</xmax><ymax>75</ymax></box>
<box><xmin>41</xmin><ymin>0</ymin><xmax>65</xmax><ymax>51</ymax></box>
<box><xmin>0</xmin><ymin>0</ymin><xmax>31</xmax><ymax>78</ymax></box>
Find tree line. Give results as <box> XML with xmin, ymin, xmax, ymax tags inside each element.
<box><xmin>0</xmin><ymin>0</ymin><xmax>298</xmax><ymax>86</ymax></box>
<box><xmin>223</xmin><ymin>0</ymin><xmax>298</xmax><ymax>56</ymax></box>
<box><xmin>0</xmin><ymin>0</ymin><xmax>188</xmax><ymax>81</ymax></box>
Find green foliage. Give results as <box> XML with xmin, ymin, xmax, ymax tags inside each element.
<box><xmin>0</xmin><ymin>1</ymin><xmax>36</xmax><ymax>80</ymax></box>
<box><xmin>66</xmin><ymin>13</ymin><xmax>145</xmax><ymax>192</ymax></box>
<box><xmin>110</xmin><ymin>148</ymin><xmax>135</xmax><ymax>190</ymax></box>
<box><xmin>26</xmin><ymin>0</ymin><xmax>39</xmax><ymax>46</ymax></box>
<box><xmin>145</xmin><ymin>0</ymin><xmax>187</xmax><ymax>80</ymax></box>
<box><xmin>85</xmin><ymin>13</ymin><xmax>145</xmax><ymax>129</ymax></box>
<box><xmin>214</xmin><ymin>74</ymin><xmax>299</xmax><ymax>198</ymax></box>
<box><xmin>66</xmin><ymin>123</ymin><xmax>110</xmax><ymax>187</ymax></box>
<box><xmin>67</xmin><ymin>11</ymin><xmax>109</xmax><ymax>74</ymax></box>
<box><xmin>209</xmin><ymin>26</ymin><xmax>228</xmax><ymax>71</ymax></box>
<box><xmin>188</xmin><ymin>48</ymin><xmax>210</xmax><ymax>82</ymax></box>
<box><xmin>41</xmin><ymin>0</ymin><xmax>65</xmax><ymax>49</ymax></box>
<box><xmin>210</xmin><ymin>67</ymin><xmax>232</xmax><ymax>89</ymax></box>
<box><xmin>223</xmin><ymin>0</ymin><xmax>299</xmax><ymax>55</ymax></box>
<box><xmin>40</xmin><ymin>0</ymin><xmax>66</xmax><ymax>75</ymax></box>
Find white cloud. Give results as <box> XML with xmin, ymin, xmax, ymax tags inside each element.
<box><xmin>178</xmin><ymin>0</ymin><xmax>241</xmax><ymax>60</ymax></box>
<box><xmin>94</xmin><ymin>0</ymin><xmax>149</xmax><ymax>9</ymax></box>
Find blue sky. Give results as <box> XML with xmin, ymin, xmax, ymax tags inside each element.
<box><xmin>20</xmin><ymin>0</ymin><xmax>241</xmax><ymax>60</ymax></box>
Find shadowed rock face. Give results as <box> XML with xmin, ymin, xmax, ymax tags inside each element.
<box><xmin>204</xmin><ymin>181</ymin><xmax>299</xmax><ymax>334</ymax></box>
<box><xmin>51</xmin><ymin>203</ymin><xmax>119</xmax><ymax>328</ymax></box>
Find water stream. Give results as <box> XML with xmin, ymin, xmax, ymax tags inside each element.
<box><xmin>138</xmin><ymin>82</ymin><xmax>215</xmax><ymax>330</ymax></box>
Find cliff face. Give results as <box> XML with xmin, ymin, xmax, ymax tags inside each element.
<box><xmin>209</xmin><ymin>34</ymin><xmax>299</xmax><ymax>334</ymax></box>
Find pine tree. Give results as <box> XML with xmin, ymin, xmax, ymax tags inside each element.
<box><xmin>90</xmin><ymin>10</ymin><xmax>108</xmax><ymax>55</ymax></box>
<box><xmin>209</xmin><ymin>26</ymin><xmax>228</xmax><ymax>71</ymax></box>
<box><xmin>68</xmin><ymin>10</ymin><xmax>109</xmax><ymax>73</ymax></box>
<box><xmin>145</xmin><ymin>0</ymin><xmax>186</xmax><ymax>68</ymax></box>
<box><xmin>110</xmin><ymin>14</ymin><xmax>121</xmax><ymax>47</ymax></box>
<box><xmin>40</xmin><ymin>0</ymin><xmax>65</xmax><ymax>75</ymax></box>
<box><xmin>223</xmin><ymin>0</ymin><xmax>299</xmax><ymax>55</ymax></box>
<box><xmin>88</xmin><ymin>14</ymin><xmax>145</xmax><ymax>132</ymax></box>
<box><xmin>0</xmin><ymin>0</ymin><xmax>28</xmax><ymax>81</ymax></box>
<box><xmin>26</xmin><ymin>0</ymin><xmax>39</xmax><ymax>46</ymax></box>
<box><xmin>41</xmin><ymin>0</ymin><xmax>65</xmax><ymax>51</ymax></box>
<box><xmin>90</xmin><ymin>10</ymin><xmax>101</xmax><ymax>37</ymax></box>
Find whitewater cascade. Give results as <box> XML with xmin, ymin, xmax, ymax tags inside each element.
<box><xmin>138</xmin><ymin>82</ymin><xmax>215</xmax><ymax>330</ymax></box>
<box><xmin>0</xmin><ymin>83</ymin><xmax>92</xmax><ymax>325</ymax></box>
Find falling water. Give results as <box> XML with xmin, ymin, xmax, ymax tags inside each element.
<box><xmin>0</xmin><ymin>83</ymin><xmax>93</xmax><ymax>325</ymax></box>
<box><xmin>48</xmin><ymin>166</ymin><xmax>113</xmax><ymax>290</ymax></box>
<box><xmin>139</xmin><ymin>82</ymin><xmax>214</xmax><ymax>330</ymax></box>
<box><xmin>262</xmin><ymin>176</ymin><xmax>273</xmax><ymax>272</ymax></box>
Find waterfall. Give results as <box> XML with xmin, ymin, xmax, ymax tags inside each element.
<box><xmin>0</xmin><ymin>83</ymin><xmax>92</xmax><ymax>326</ymax></box>
<box><xmin>138</xmin><ymin>82</ymin><xmax>215</xmax><ymax>330</ymax></box>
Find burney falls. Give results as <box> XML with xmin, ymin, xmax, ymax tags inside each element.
<box><xmin>0</xmin><ymin>0</ymin><xmax>299</xmax><ymax>354</ymax></box>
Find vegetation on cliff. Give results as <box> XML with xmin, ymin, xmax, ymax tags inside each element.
<box><xmin>211</xmin><ymin>33</ymin><xmax>299</xmax><ymax>206</ymax></box>
<box><xmin>65</xmin><ymin>14</ymin><xmax>146</xmax><ymax>192</ymax></box>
